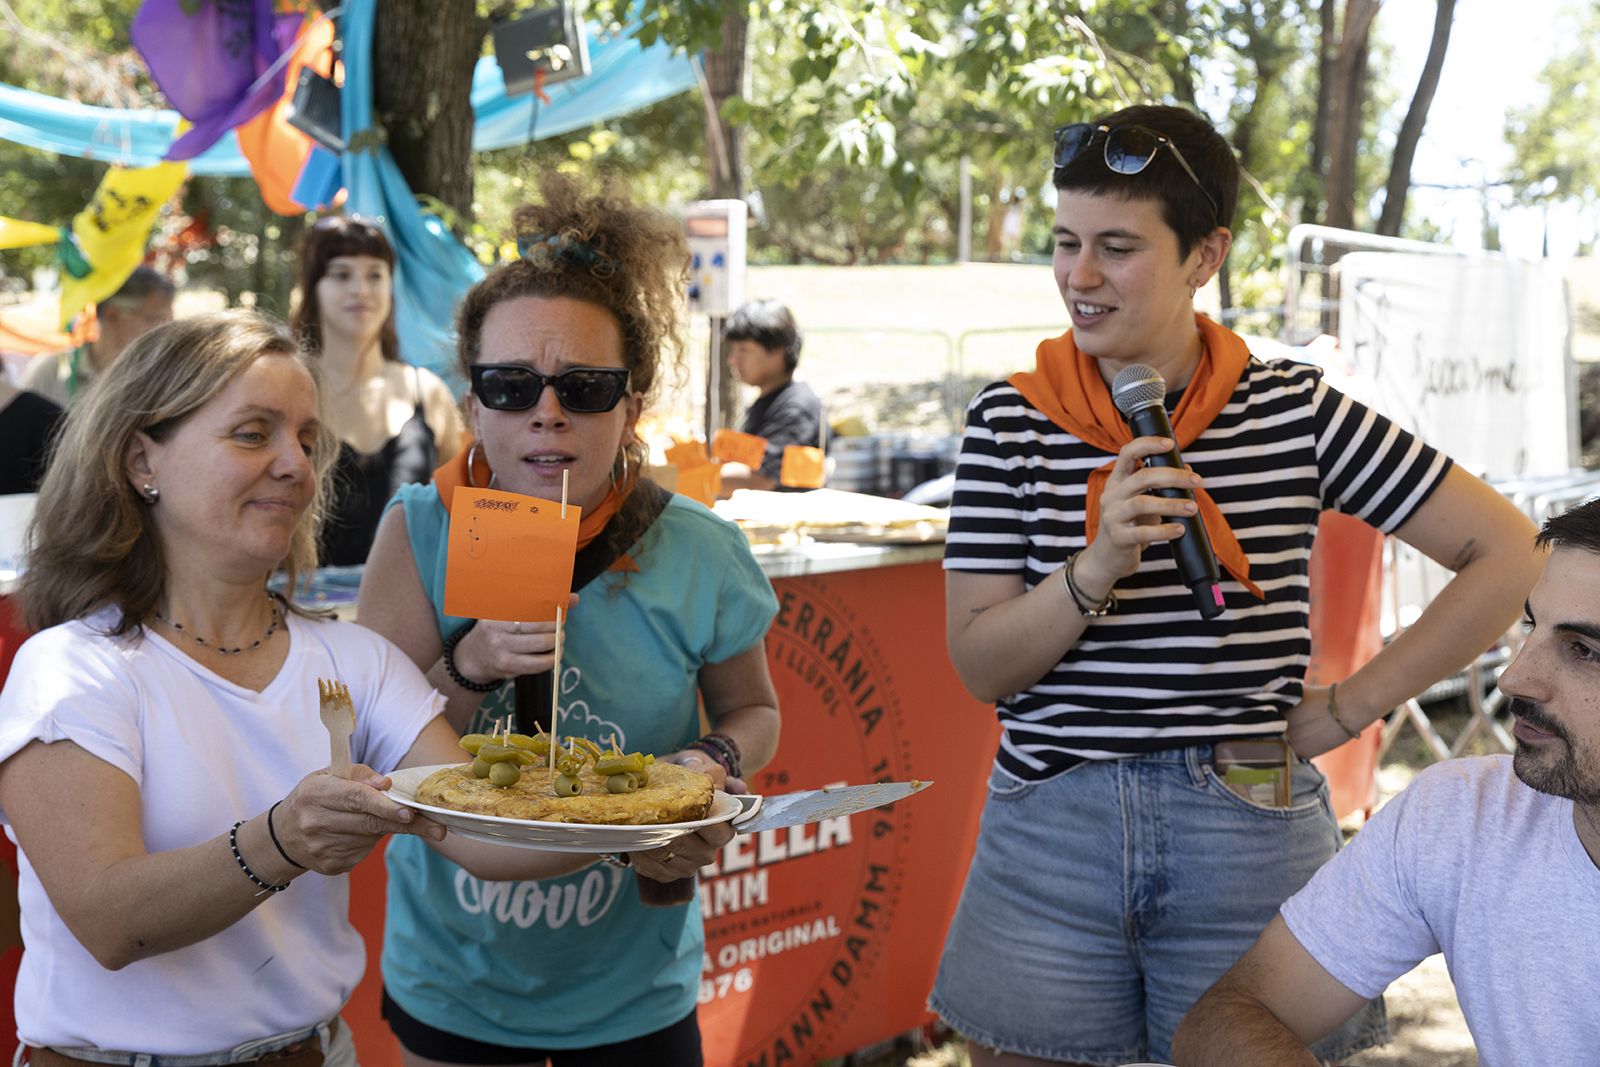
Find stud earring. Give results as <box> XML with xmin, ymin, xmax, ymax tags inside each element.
<box><xmin>141</xmin><ymin>483</ymin><xmax>160</xmax><ymax>504</ymax></box>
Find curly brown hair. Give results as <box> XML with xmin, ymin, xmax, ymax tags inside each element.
<box><xmin>456</xmin><ymin>173</ymin><xmax>689</xmax><ymax>563</ymax></box>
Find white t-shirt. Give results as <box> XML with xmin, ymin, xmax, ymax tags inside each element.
<box><xmin>0</xmin><ymin>607</ymin><xmax>443</xmax><ymax>1053</ymax></box>
<box><xmin>1281</xmin><ymin>756</ymin><xmax>1600</xmax><ymax>1066</ymax></box>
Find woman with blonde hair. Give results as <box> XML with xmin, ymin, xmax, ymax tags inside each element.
<box><xmin>0</xmin><ymin>309</ymin><xmax>727</xmax><ymax>1065</ymax></box>
<box><xmin>359</xmin><ymin>174</ymin><xmax>782</xmax><ymax>1064</ymax></box>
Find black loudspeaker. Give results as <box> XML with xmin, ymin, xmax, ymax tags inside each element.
<box><xmin>285</xmin><ymin>67</ymin><xmax>344</xmax><ymax>153</ymax></box>
<box><xmin>492</xmin><ymin>2</ymin><xmax>591</xmax><ymax>96</ymax></box>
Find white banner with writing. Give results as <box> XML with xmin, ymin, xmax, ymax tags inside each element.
<box><xmin>1336</xmin><ymin>252</ymin><xmax>1574</xmax><ymax>481</ymax></box>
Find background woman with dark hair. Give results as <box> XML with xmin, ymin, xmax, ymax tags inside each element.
<box><xmin>295</xmin><ymin>215</ymin><xmax>463</xmax><ymax>565</ymax></box>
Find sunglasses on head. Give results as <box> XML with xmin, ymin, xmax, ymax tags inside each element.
<box><xmin>1052</xmin><ymin>122</ymin><xmax>1220</xmax><ymax>225</ymax></box>
<box><xmin>469</xmin><ymin>363</ymin><xmax>632</xmax><ymax>414</ymax></box>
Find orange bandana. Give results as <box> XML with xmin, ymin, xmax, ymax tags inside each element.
<box><xmin>1007</xmin><ymin>313</ymin><xmax>1263</xmax><ymax>600</ymax></box>
<box><xmin>432</xmin><ymin>444</ymin><xmax>641</xmax><ymax>572</ymax></box>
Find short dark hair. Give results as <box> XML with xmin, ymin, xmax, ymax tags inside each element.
<box><xmin>1052</xmin><ymin>104</ymin><xmax>1238</xmax><ymax>258</ymax></box>
<box><xmin>1537</xmin><ymin>497</ymin><xmax>1600</xmax><ymax>555</ymax></box>
<box><xmin>293</xmin><ymin>215</ymin><xmax>400</xmax><ymax>362</ymax></box>
<box><xmin>100</xmin><ymin>265</ymin><xmax>176</xmax><ymax>310</ymax></box>
<box><xmin>725</xmin><ymin>300</ymin><xmax>802</xmax><ymax>373</ymax></box>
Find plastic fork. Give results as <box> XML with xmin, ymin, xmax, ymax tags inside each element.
<box><xmin>317</xmin><ymin>677</ymin><xmax>355</xmax><ymax>777</ymax></box>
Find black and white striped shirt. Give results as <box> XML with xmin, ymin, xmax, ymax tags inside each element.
<box><xmin>944</xmin><ymin>357</ymin><xmax>1451</xmax><ymax>780</ymax></box>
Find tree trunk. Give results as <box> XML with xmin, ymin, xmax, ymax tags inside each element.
<box><xmin>700</xmin><ymin>5</ymin><xmax>748</xmax><ymax>200</ymax></box>
<box><xmin>1306</xmin><ymin>0</ymin><xmax>1337</xmax><ymax>216</ymax></box>
<box><xmin>1322</xmin><ymin>0</ymin><xmax>1379</xmax><ymax>230</ymax></box>
<box><xmin>984</xmin><ymin>173</ymin><xmax>1007</xmax><ymax>261</ymax></box>
<box><xmin>371</xmin><ymin>0</ymin><xmax>485</xmax><ymax>222</ymax></box>
<box><xmin>699</xmin><ymin>5</ymin><xmax>749</xmax><ymax>430</ymax></box>
<box><xmin>1376</xmin><ymin>0</ymin><xmax>1455</xmax><ymax>236</ymax></box>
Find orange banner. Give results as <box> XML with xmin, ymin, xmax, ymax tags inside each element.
<box><xmin>712</xmin><ymin>428</ymin><xmax>768</xmax><ymax>469</ymax></box>
<box><xmin>443</xmin><ymin>486</ymin><xmax>580</xmax><ymax>622</ymax></box>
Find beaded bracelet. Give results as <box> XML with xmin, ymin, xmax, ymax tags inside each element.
<box><xmin>689</xmin><ymin>731</ymin><xmax>743</xmax><ymax>780</ymax></box>
<box><xmin>267</xmin><ymin>800</ymin><xmax>306</xmax><ymax>869</ymax></box>
<box><xmin>229</xmin><ymin>820</ymin><xmax>290</xmax><ymax>897</ymax></box>
<box><xmin>442</xmin><ymin>621</ymin><xmax>500</xmax><ymax>693</ymax></box>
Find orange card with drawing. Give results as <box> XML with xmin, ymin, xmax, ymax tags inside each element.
<box><xmin>779</xmin><ymin>445</ymin><xmax>826</xmax><ymax>489</ymax></box>
<box><xmin>675</xmin><ymin>462</ymin><xmax>722</xmax><ymax>506</ymax></box>
<box><xmin>665</xmin><ymin>437</ymin><xmax>710</xmax><ymax>469</ymax></box>
<box><xmin>444</xmin><ymin>486</ymin><xmax>581</xmax><ymax>621</ymax></box>
<box><xmin>712</xmin><ymin>428</ymin><xmax>768</xmax><ymax>468</ymax></box>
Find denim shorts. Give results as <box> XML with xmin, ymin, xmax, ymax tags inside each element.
<box><xmin>929</xmin><ymin>747</ymin><xmax>1388</xmax><ymax>1066</ymax></box>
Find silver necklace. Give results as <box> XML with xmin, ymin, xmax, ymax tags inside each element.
<box><xmin>155</xmin><ymin>593</ymin><xmax>281</xmax><ymax>655</ymax></box>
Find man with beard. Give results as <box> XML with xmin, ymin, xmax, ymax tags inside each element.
<box><xmin>1171</xmin><ymin>500</ymin><xmax>1600</xmax><ymax>1067</ymax></box>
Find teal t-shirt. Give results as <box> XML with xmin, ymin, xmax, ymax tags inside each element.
<box><xmin>380</xmin><ymin>482</ymin><xmax>778</xmax><ymax>1047</ymax></box>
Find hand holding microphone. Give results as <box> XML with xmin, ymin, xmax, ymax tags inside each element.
<box><xmin>1108</xmin><ymin>363</ymin><xmax>1226</xmax><ymax>619</ymax></box>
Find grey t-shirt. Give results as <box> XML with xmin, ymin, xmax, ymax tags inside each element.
<box><xmin>1281</xmin><ymin>755</ymin><xmax>1600</xmax><ymax>1065</ymax></box>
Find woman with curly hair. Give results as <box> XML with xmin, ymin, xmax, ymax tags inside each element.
<box><xmin>357</xmin><ymin>174</ymin><xmax>782</xmax><ymax>1064</ymax></box>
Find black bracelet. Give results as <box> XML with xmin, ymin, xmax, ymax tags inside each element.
<box><xmin>267</xmin><ymin>800</ymin><xmax>306</xmax><ymax>869</ymax></box>
<box><xmin>229</xmin><ymin>820</ymin><xmax>290</xmax><ymax>896</ymax></box>
<box><xmin>598</xmin><ymin>852</ymin><xmax>632</xmax><ymax>869</ymax></box>
<box><xmin>442</xmin><ymin>620</ymin><xmax>500</xmax><ymax>693</ymax></box>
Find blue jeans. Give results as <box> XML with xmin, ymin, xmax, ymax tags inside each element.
<box><xmin>929</xmin><ymin>747</ymin><xmax>1387</xmax><ymax>1065</ymax></box>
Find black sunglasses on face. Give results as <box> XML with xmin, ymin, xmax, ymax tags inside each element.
<box><xmin>469</xmin><ymin>363</ymin><xmax>632</xmax><ymax>414</ymax></box>
<box><xmin>1052</xmin><ymin>122</ymin><xmax>1220</xmax><ymax>225</ymax></box>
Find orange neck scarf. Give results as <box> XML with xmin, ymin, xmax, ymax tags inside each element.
<box><xmin>1007</xmin><ymin>313</ymin><xmax>1263</xmax><ymax>600</ymax></box>
<box><xmin>432</xmin><ymin>444</ymin><xmax>640</xmax><ymax>571</ymax></box>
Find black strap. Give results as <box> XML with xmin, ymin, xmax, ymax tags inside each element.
<box><xmin>514</xmin><ymin>480</ymin><xmax>673</xmax><ymax>723</ymax></box>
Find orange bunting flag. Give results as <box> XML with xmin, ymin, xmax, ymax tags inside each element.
<box><xmin>779</xmin><ymin>445</ymin><xmax>827</xmax><ymax>489</ymax></box>
<box><xmin>665</xmin><ymin>438</ymin><xmax>710</xmax><ymax>469</ymax></box>
<box><xmin>444</xmin><ymin>486</ymin><xmax>581</xmax><ymax>622</ymax></box>
<box><xmin>675</xmin><ymin>463</ymin><xmax>722</xmax><ymax>507</ymax></box>
<box><xmin>712</xmin><ymin>428</ymin><xmax>768</xmax><ymax>468</ymax></box>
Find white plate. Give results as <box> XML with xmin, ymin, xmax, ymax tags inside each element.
<box><xmin>385</xmin><ymin>764</ymin><xmax>745</xmax><ymax>853</ymax></box>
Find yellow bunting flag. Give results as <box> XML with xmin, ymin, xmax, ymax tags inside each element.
<box><xmin>59</xmin><ymin>160</ymin><xmax>189</xmax><ymax>328</ymax></box>
<box><xmin>444</xmin><ymin>486</ymin><xmax>581</xmax><ymax>622</ymax></box>
<box><xmin>0</xmin><ymin>217</ymin><xmax>60</xmax><ymax>251</ymax></box>
<box><xmin>712</xmin><ymin>428</ymin><xmax>768</xmax><ymax>468</ymax></box>
<box><xmin>779</xmin><ymin>445</ymin><xmax>827</xmax><ymax>489</ymax></box>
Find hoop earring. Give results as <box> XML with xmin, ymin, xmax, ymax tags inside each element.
<box><xmin>141</xmin><ymin>483</ymin><xmax>160</xmax><ymax>505</ymax></box>
<box><xmin>465</xmin><ymin>441</ymin><xmax>492</xmax><ymax>488</ymax></box>
<box><xmin>610</xmin><ymin>450</ymin><xmax>629</xmax><ymax>492</ymax></box>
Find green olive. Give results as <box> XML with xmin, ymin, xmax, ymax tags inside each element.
<box><xmin>606</xmin><ymin>773</ymin><xmax>638</xmax><ymax>794</ymax></box>
<box><xmin>470</xmin><ymin>757</ymin><xmax>491</xmax><ymax>779</ymax></box>
<box><xmin>458</xmin><ymin>733</ymin><xmax>490</xmax><ymax>755</ymax></box>
<box><xmin>553</xmin><ymin>773</ymin><xmax>582</xmax><ymax>796</ymax></box>
<box><xmin>489</xmin><ymin>761</ymin><xmax>522</xmax><ymax>787</ymax></box>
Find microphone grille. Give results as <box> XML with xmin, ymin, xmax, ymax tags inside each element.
<box><xmin>1111</xmin><ymin>364</ymin><xmax>1166</xmax><ymax>416</ymax></box>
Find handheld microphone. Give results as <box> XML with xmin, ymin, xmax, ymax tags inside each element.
<box><xmin>1110</xmin><ymin>364</ymin><xmax>1226</xmax><ymax>619</ymax></box>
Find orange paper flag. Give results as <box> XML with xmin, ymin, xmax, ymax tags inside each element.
<box><xmin>675</xmin><ymin>462</ymin><xmax>723</xmax><ymax>506</ymax></box>
<box><xmin>444</xmin><ymin>486</ymin><xmax>581</xmax><ymax>621</ymax></box>
<box><xmin>665</xmin><ymin>438</ymin><xmax>710</xmax><ymax>469</ymax></box>
<box><xmin>779</xmin><ymin>445</ymin><xmax>826</xmax><ymax>489</ymax></box>
<box><xmin>712</xmin><ymin>428</ymin><xmax>768</xmax><ymax>468</ymax></box>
